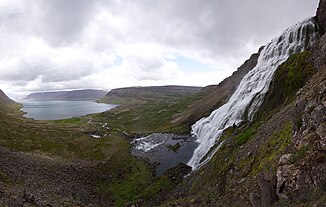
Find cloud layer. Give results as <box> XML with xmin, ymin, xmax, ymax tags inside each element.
<box><xmin>0</xmin><ymin>0</ymin><xmax>319</xmax><ymax>98</ymax></box>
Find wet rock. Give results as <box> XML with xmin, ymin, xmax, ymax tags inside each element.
<box><xmin>11</xmin><ymin>197</ymin><xmax>24</xmax><ymax>206</ymax></box>
<box><xmin>238</xmin><ymin>178</ymin><xmax>246</xmax><ymax>184</ymax></box>
<box><xmin>258</xmin><ymin>172</ymin><xmax>278</xmax><ymax>207</ymax></box>
<box><xmin>311</xmin><ymin>105</ymin><xmax>326</xmax><ymax>128</ymax></box>
<box><xmin>295</xmin><ymin>132</ymin><xmax>320</xmax><ymax>149</ymax></box>
<box><xmin>164</xmin><ymin>163</ymin><xmax>192</xmax><ymax>183</ymax></box>
<box><xmin>278</xmin><ymin>154</ymin><xmax>292</xmax><ymax>166</ymax></box>
<box><xmin>249</xmin><ymin>192</ymin><xmax>261</xmax><ymax>207</ymax></box>
<box><xmin>276</xmin><ymin>164</ymin><xmax>300</xmax><ymax>199</ymax></box>
<box><xmin>22</xmin><ymin>192</ymin><xmax>36</xmax><ymax>203</ymax></box>
<box><xmin>167</xmin><ymin>143</ymin><xmax>181</xmax><ymax>152</ymax></box>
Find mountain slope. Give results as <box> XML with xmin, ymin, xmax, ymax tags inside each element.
<box><xmin>24</xmin><ymin>89</ymin><xmax>107</xmax><ymax>101</ymax></box>
<box><xmin>0</xmin><ymin>89</ymin><xmax>15</xmax><ymax>105</ymax></box>
<box><xmin>159</xmin><ymin>49</ymin><xmax>326</xmax><ymax>207</ymax></box>
<box><xmin>99</xmin><ymin>85</ymin><xmax>202</xmax><ymax>105</ymax></box>
<box><xmin>0</xmin><ymin>88</ymin><xmax>155</xmax><ymax>206</ymax></box>
<box><xmin>95</xmin><ymin>86</ymin><xmax>203</xmax><ymax>135</ymax></box>
<box><xmin>152</xmin><ymin>4</ymin><xmax>326</xmax><ymax>207</ymax></box>
<box><xmin>0</xmin><ymin>89</ymin><xmax>21</xmax><ymax>114</ymax></box>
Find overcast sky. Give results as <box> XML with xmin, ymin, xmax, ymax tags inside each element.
<box><xmin>0</xmin><ymin>0</ymin><xmax>319</xmax><ymax>99</ymax></box>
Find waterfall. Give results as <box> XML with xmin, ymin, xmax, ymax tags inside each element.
<box><xmin>188</xmin><ymin>18</ymin><xmax>319</xmax><ymax>170</ymax></box>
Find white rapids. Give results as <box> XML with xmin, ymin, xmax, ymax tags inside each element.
<box><xmin>188</xmin><ymin>18</ymin><xmax>319</xmax><ymax>170</ymax></box>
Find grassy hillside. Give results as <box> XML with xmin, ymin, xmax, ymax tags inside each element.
<box><xmin>96</xmin><ymin>85</ymin><xmax>204</xmax><ymax>135</ymax></box>
<box><xmin>0</xmin><ymin>93</ymin><xmax>156</xmax><ymax>206</ymax></box>
<box><xmin>96</xmin><ymin>93</ymin><xmax>203</xmax><ymax>135</ymax></box>
<box><xmin>99</xmin><ymin>85</ymin><xmax>202</xmax><ymax>105</ymax></box>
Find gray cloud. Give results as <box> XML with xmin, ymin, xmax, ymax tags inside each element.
<box><xmin>36</xmin><ymin>0</ymin><xmax>100</xmax><ymax>45</ymax></box>
<box><xmin>0</xmin><ymin>0</ymin><xmax>319</xmax><ymax>98</ymax></box>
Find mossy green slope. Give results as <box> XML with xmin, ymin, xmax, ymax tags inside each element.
<box><xmin>255</xmin><ymin>51</ymin><xmax>315</xmax><ymax>120</ymax></box>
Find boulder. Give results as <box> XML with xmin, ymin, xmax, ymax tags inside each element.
<box><xmin>258</xmin><ymin>172</ymin><xmax>278</xmax><ymax>207</ymax></box>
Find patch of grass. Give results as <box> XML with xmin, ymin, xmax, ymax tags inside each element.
<box><xmin>234</xmin><ymin>123</ymin><xmax>260</xmax><ymax>146</ymax></box>
<box><xmin>52</xmin><ymin>117</ymin><xmax>84</xmax><ymax>124</ymax></box>
<box><xmin>97</xmin><ymin>137</ymin><xmax>154</xmax><ymax>206</ymax></box>
<box><xmin>137</xmin><ymin>176</ymin><xmax>175</xmax><ymax>200</ymax></box>
<box><xmin>0</xmin><ymin>104</ymin><xmax>156</xmax><ymax>207</ymax></box>
<box><xmin>0</xmin><ymin>169</ymin><xmax>12</xmax><ymax>185</ymax></box>
<box><xmin>256</xmin><ymin>51</ymin><xmax>315</xmax><ymax>120</ymax></box>
<box><xmin>105</xmin><ymin>162</ymin><xmax>154</xmax><ymax>206</ymax></box>
<box><xmin>252</xmin><ymin>122</ymin><xmax>292</xmax><ymax>174</ymax></box>
<box><xmin>289</xmin><ymin>145</ymin><xmax>309</xmax><ymax>165</ymax></box>
<box><xmin>95</xmin><ymin>94</ymin><xmax>202</xmax><ymax>135</ymax></box>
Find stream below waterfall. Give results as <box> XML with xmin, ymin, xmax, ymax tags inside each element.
<box><xmin>131</xmin><ymin>133</ymin><xmax>198</xmax><ymax>177</ymax></box>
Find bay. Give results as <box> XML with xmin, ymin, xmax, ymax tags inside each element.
<box><xmin>21</xmin><ymin>100</ymin><xmax>117</xmax><ymax>120</ymax></box>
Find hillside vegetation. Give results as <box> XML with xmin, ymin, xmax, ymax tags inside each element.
<box><xmin>0</xmin><ymin>94</ymin><xmax>155</xmax><ymax>206</ymax></box>
<box><xmin>0</xmin><ymin>1</ymin><xmax>326</xmax><ymax>206</ymax></box>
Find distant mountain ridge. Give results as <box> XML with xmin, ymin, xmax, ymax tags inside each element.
<box><xmin>24</xmin><ymin>89</ymin><xmax>107</xmax><ymax>101</ymax></box>
<box><xmin>99</xmin><ymin>85</ymin><xmax>202</xmax><ymax>104</ymax></box>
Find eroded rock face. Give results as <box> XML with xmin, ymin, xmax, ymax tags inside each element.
<box><xmin>317</xmin><ymin>0</ymin><xmax>326</xmax><ymax>35</ymax></box>
<box><xmin>258</xmin><ymin>171</ymin><xmax>278</xmax><ymax>207</ymax></box>
<box><xmin>275</xmin><ymin>58</ymin><xmax>326</xmax><ymax>203</ymax></box>
<box><xmin>276</xmin><ymin>164</ymin><xmax>300</xmax><ymax>199</ymax></box>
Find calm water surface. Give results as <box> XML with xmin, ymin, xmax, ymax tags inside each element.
<box><xmin>21</xmin><ymin>101</ymin><xmax>117</xmax><ymax>120</ymax></box>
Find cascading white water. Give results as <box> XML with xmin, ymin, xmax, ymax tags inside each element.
<box><xmin>188</xmin><ymin>18</ymin><xmax>319</xmax><ymax>170</ymax></box>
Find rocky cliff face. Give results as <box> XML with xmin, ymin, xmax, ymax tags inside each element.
<box><xmin>317</xmin><ymin>0</ymin><xmax>326</xmax><ymax>34</ymax></box>
<box><xmin>274</xmin><ymin>61</ymin><xmax>326</xmax><ymax>204</ymax></box>
<box><xmin>270</xmin><ymin>14</ymin><xmax>326</xmax><ymax>205</ymax></box>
